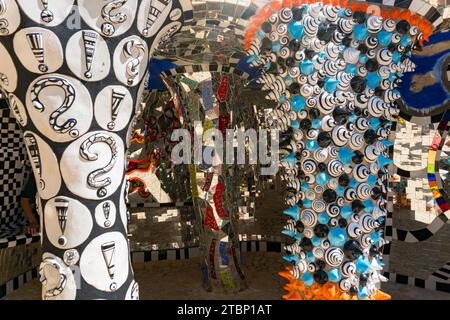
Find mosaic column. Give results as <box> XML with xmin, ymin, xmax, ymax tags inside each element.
<box><xmin>244</xmin><ymin>0</ymin><xmax>433</xmax><ymax>300</ymax></box>
<box><xmin>184</xmin><ymin>73</ymin><xmax>247</xmax><ymax>293</ymax></box>
<box><xmin>0</xmin><ymin>0</ymin><xmax>188</xmax><ymax>300</ymax></box>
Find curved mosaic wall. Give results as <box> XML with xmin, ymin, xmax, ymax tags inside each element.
<box><xmin>244</xmin><ymin>0</ymin><xmax>436</xmax><ymax>300</ymax></box>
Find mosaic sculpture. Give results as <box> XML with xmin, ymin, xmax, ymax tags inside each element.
<box><xmin>126</xmin><ymin>87</ymin><xmax>194</xmax><ymax>208</ymax></box>
<box><xmin>244</xmin><ymin>0</ymin><xmax>436</xmax><ymax>300</ymax></box>
<box><xmin>173</xmin><ymin>72</ymin><xmax>248</xmax><ymax>293</ymax></box>
<box><xmin>0</xmin><ymin>0</ymin><xmax>190</xmax><ymax>300</ymax></box>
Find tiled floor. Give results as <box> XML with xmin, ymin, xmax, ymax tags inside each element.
<box><xmin>3</xmin><ymin>252</ymin><xmax>450</xmax><ymax>300</ymax></box>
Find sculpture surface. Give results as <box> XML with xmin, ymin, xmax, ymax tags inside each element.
<box><xmin>0</xmin><ymin>0</ymin><xmax>189</xmax><ymax>300</ymax></box>
<box><xmin>0</xmin><ymin>0</ymin><xmax>446</xmax><ymax>300</ymax></box>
